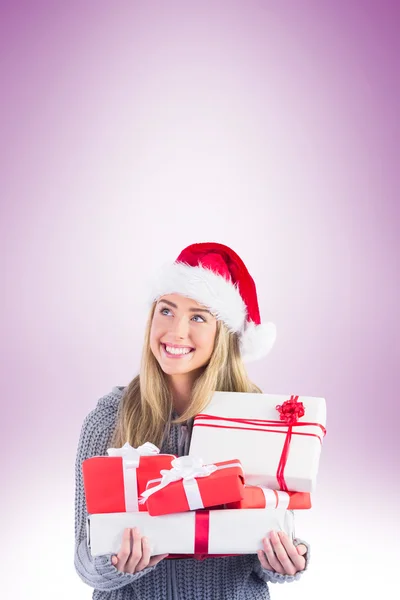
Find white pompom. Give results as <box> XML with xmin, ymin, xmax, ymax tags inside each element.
<box><xmin>239</xmin><ymin>321</ymin><xmax>277</xmax><ymax>363</ymax></box>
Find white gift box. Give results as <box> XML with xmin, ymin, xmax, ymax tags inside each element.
<box><xmin>88</xmin><ymin>508</ymin><xmax>295</xmax><ymax>557</ymax></box>
<box><xmin>189</xmin><ymin>391</ymin><xmax>326</xmax><ymax>493</ymax></box>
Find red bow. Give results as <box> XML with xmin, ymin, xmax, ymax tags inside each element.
<box><xmin>276</xmin><ymin>396</ymin><xmax>305</xmax><ymax>424</ymax></box>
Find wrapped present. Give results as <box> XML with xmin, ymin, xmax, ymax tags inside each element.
<box><xmin>82</xmin><ymin>442</ymin><xmax>175</xmax><ymax>513</ymax></box>
<box><xmin>87</xmin><ymin>507</ymin><xmax>295</xmax><ymax>556</ymax></box>
<box><xmin>189</xmin><ymin>391</ymin><xmax>327</xmax><ymax>493</ymax></box>
<box><xmin>225</xmin><ymin>485</ymin><xmax>311</xmax><ymax>510</ymax></box>
<box><xmin>139</xmin><ymin>456</ymin><xmax>244</xmax><ymax>516</ymax></box>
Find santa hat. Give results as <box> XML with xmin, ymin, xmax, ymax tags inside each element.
<box><xmin>148</xmin><ymin>242</ymin><xmax>276</xmax><ymax>362</ymax></box>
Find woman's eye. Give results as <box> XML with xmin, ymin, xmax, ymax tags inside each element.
<box><xmin>160</xmin><ymin>308</ymin><xmax>172</xmax><ymax>316</ymax></box>
<box><xmin>192</xmin><ymin>314</ymin><xmax>206</xmax><ymax>323</ymax></box>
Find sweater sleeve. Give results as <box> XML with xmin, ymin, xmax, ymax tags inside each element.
<box><xmin>74</xmin><ymin>391</ymin><xmax>158</xmax><ymax>591</ymax></box>
<box><xmin>253</xmin><ymin>537</ymin><xmax>310</xmax><ymax>584</ymax></box>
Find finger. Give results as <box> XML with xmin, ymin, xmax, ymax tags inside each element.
<box><xmin>148</xmin><ymin>553</ymin><xmax>169</xmax><ymax>567</ymax></box>
<box><xmin>257</xmin><ymin>549</ymin><xmax>274</xmax><ymax>571</ymax></box>
<box><xmin>277</xmin><ymin>531</ymin><xmax>306</xmax><ymax>572</ymax></box>
<box><xmin>269</xmin><ymin>531</ymin><xmax>296</xmax><ymax>575</ymax></box>
<box><xmin>296</xmin><ymin>544</ymin><xmax>307</xmax><ymax>556</ymax></box>
<box><xmin>125</xmin><ymin>528</ymin><xmax>143</xmax><ymax>573</ymax></box>
<box><xmin>116</xmin><ymin>528</ymin><xmax>132</xmax><ymax>571</ymax></box>
<box><xmin>135</xmin><ymin>536</ymin><xmax>151</xmax><ymax>572</ymax></box>
<box><xmin>111</xmin><ymin>555</ymin><xmax>118</xmax><ymax>566</ymax></box>
<box><xmin>262</xmin><ymin>536</ymin><xmax>285</xmax><ymax>574</ymax></box>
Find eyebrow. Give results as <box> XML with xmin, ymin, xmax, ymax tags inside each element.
<box><xmin>158</xmin><ymin>299</ymin><xmax>212</xmax><ymax>314</ymax></box>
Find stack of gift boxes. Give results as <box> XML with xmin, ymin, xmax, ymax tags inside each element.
<box><xmin>84</xmin><ymin>391</ymin><xmax>326</xmax><ymax>557</ymax></box>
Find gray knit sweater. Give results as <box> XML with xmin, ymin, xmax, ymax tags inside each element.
<box><xmin>74</xmin><ymin>386</ymin><xmax>310</xmax><ymax>599</ymax></box>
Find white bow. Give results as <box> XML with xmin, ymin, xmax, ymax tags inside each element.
<box><xmin>107</xmin><ymin>441</ymin><xmax>160</xmax><ymax>466</ymax></box>
<box><xmin>139</xmin><ymin>456</ymin><xmax>217</xmax><ymax>503</ymax></box>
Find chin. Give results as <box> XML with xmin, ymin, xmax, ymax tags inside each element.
<box><xmin>160</xmin><ymin>363</ymin><xmax>196</xmax><ymax>376</ymax></box>
<box><xmin>157</xmin><ymin>358</ymin><xmax>204</xmax><ymax>376</ymax></box>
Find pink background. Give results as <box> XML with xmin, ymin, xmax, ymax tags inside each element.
<box><xmin>1</xmin><ymin>1</ymin><xmax>398</xmax><ymax>598</ymax></box>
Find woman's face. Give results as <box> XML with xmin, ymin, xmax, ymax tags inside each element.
<box><xmin>150</xmin><ymin>293</ymin><xmax>218</xmax><ymax>376</ymax></box>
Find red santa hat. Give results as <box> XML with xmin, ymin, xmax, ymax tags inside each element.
<box><xmin>148</xmin><ymin>242</ymin><xmax>276</xmax><ymax>362</ymax></box>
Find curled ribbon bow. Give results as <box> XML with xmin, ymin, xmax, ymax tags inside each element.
<box><xmin>139</xmin><ymin>456</ymin><xmax>217</xmax><ymax>503</ymax></box>
<box><xmin>276</xmin><ymin>398</ymin><xmax>305</xmax><ymax>424</ymax></box>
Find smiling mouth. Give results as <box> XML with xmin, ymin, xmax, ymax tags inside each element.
<box><xmin>161</xmin><ymin>343</ymin><xmax>195</xmax><ymax>358</ymax></box>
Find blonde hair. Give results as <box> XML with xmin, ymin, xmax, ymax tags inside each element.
<box><xmin>111</xmin><ymin>302</ymin><xmax>262</xmax><ymax>448</ymax></box>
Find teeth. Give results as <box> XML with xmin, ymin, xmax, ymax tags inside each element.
<box><xmin>165</xmin><ymin>345</ymin><xmax>192</xmax><ymax>355</ymax></box>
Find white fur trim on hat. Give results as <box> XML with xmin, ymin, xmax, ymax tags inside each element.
<box><xmin>149</xmin><ymin>262</ymin><xmax>247</xmax><ymax>333</ymax></box>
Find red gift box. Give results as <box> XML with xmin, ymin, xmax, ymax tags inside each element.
<box><xmin>225</xmin><ymin>485</ymin><xmax>311</xmax><ymax>510</ymax></box>
<box><xmin>82</xmin><ymin>442</ymin><xmax>175</xmax><ymax>514</ymax></box>
<box><xmin>140</xmin><ymin>457</ymin><xmax>245</xmax><ymax>516</ymax></box>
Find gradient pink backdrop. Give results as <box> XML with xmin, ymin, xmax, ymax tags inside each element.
<box><xmin>1</xmin><ymin>1</ymin><xmax>399</xmax><ymax>598</ymax></box>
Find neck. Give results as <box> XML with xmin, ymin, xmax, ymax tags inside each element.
<box><xmin>168</xmin><ymin>369</ymin><xmax>203</xmax><ymax>415</ymax></box>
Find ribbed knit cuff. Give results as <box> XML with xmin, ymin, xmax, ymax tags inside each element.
<box><xmin>95</xmin><ymin>553</ymin><xmax>158</xmax><ymax>581</ymax></box>
<box><xmin>75</xmin><ymin>539</ymin><xmax>158</xmax><ymax>591</ymax></box>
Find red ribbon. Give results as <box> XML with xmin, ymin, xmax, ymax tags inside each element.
<box><xmin>193</xmin><ymin>396</ymin><xmax>326</xmax><ymax>492</ymax></box>
<box><xmin>166</xmin><ymin>510</ymin><xmax>238</xmax><ymax>560</ymax></box>
<box><xmin>194</xmin><ymin>510</ymin><xmax>210</xmax><ymax>554</ymax></box>
<box><xmin>166</xmin><ymin>511</ymin><xmax>240</xmax><ymax>560</ymax></box>
<box><xmin>193</xmin><ymin>416</ymin><xmax>325</xmax><ymax>439</ymax></box>
<box><xmin>275</xmin><ymin>395</ymin><xmax>302</xmax><ymax>491</ymax></box>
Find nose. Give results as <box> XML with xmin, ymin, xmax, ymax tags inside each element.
<box><xmin>172</xmin><ymin>314</ymin><xmax>189</xmax><ymax>339</ymax></box>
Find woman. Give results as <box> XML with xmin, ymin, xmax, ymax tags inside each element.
<box><xmin>74</xmin><ymin>242</ymin><xmax>309</xmax><ymax>599</ymax></box>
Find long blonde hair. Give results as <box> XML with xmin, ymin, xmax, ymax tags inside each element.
<box><xmin>111</xmin><ymin>302</ymin><xmax>262</xmax><ymax>448</ymax></box>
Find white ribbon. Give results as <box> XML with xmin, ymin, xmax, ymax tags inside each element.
<box><xmin>259</xmin><ymin>486</ymin><xmax>290</xmax><ymax>509</ymax></box>
<box><xmin>140</xmin><ymin>456</ymin><xmax>242</xmax><ymax>511</ymax></box>
<box><xmin>106</xmin><ymin>442</ymin><xmax>160</xmax><ymax>511</ymax></box>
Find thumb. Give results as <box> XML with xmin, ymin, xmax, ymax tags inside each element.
<box><xmin>296</xmin><ymin>544</ymin><xmax>307</xmax><ymax>556</ymax></box>
<box><xmin>111</xmin><ymin>555</ymin><xmax>118</xmax><ymax>565</ymax></box>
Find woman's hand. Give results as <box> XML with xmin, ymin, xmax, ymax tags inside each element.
<box><xmin>257</xmin><ymin>530</ymin><xmax>307</xmax><ymax>576</ymax></box>
<box><xmin>111</xmin><ymin>527</ymin><xmax>168</xmax><ymax>573</ymax></box>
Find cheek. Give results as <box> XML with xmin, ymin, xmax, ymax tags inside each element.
<box><xmin>195</xmin><ymin>326</ymin><xmax>217</xmax><ymax>352</ymax></box>
<box><xmin>149</xmin><ymin>319</ymin><xmax>163</xmax><ymax>349</ymax></box>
